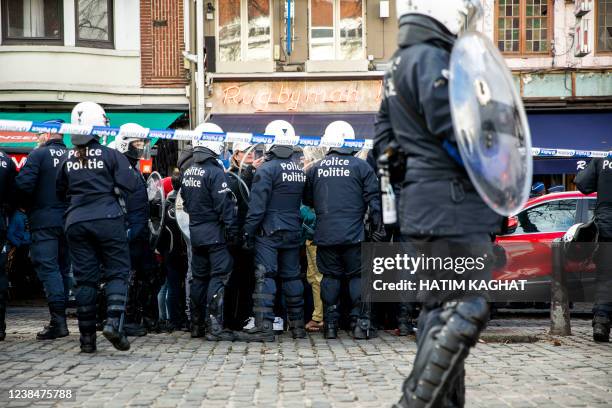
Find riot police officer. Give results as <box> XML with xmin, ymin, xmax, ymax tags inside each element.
<box><xmin>236</xmin><ymin>120</ymin><xmax>306</xmax><ymax>342</ymax></box>
<box><xmin>181</xmin><ymin>123</ymin><xmax>236</xmax><ymax>341</ymax></box>
<box><xmin>0</xmin><ymin>148</ymin><xmax>17</xmax><ymax>341</ymax></box>
<box><xmin>375</xmin><ymin>2</ymin><xmax>500</xmax><ymax>406</ymax></box>
<box><xmin>15</xmin><ymin>120</ymin><xmax>70</xmax><ymax>340</ymax></box>
<box><xmin>111</xmin><ymin>123</ymin><xmax>158</xmax><ymax>336</ymax></box>
<box><xmin>57</xmin><ymin>102</ymin><xmax>138</xmax><ymax>353</ymax></box>
<box><xmin>576</xmin><ymin>158</ymin><xmax>612</xmax><ymax>342</ymax></box>
<box><xmin>304</xmin><ymin>121</ymin><xmax>382</xmax><ymax>339</ymax></box>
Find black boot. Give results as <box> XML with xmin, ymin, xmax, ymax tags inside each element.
<box><xmin>190</xmin><ymin>299</ymin><xmax>206</xmax><ymax>338</ymax></box>
<box><xmin>353</xmin><ymin>316</ymin><xmax>378</xmax><ymax>340</ymax></box>
<box><xmin>324</xmin><ymin>305</ymin><xmax>338</xmax><ymax>339</ymax></box>
<box><xmin>80</xmin><ymin>333</ymin><xmax>97</xmax><ymax>353</ymax></box>
<box><xmin>289</xmin><ymin>319</ymin><xmax>307</xmax><ymax>339</ymax></box>
<box><xmin>205</xmin><ymin>290</ymin><xmax>234</xmax><ymax>341</ymax></box>
<box><xmin>397</xmin><ymin>303</ymin><xmax>415</xmax><ymax>336</ymax></box>
<box><xmin>593</xmin><ymin>314</ymin><xmax>610</xmax><ymax>343</ymax></box>
<box><xmin>0</xmin><ymin>294</ymin><xmax>6</xmax><ymax>341</ymax></box>
<box><xmin>37</xmin><ymin>303</ymin><xmax>69</xmax><ymax>340</ymax></box>
<box><xmin>102</xmin><ymin>317</ymin><xmax>131</xmax><ymax>351</ymax></box>
<box><xmin>234</xmin><ymin>318</ymin><xmax>276</xmax><ymax>342</ymax></box>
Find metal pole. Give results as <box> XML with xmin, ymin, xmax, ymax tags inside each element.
<box><xmin>550</xmin><ymin>239</ymin><xmax>571</xmax><ymax>336</ymax></box>
<box><xmin>195</xmin><ymin>0</ymin><xmax>206</xmax><ymax>125</ymax></box>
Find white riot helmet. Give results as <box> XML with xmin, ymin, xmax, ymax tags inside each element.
<box><xmin>233</xmin><ymin>141</ymin><xmax>253</xmax><ymax>153</ymax></box>
<box><xmin>264</xmin><ymin>120</ymin><xmax>296</xmax><ymax>153</ymax></box>
<box><xmin>396</xmin><ymin>0</ymin><xmax>483</xmax><ymax>35</ymax></box>
<box><xmin>70</xmin><ymin>101</ymin><xmax>109</xmax><ymax>146</ymax></box>
<box><xmin>116</xmin><ymin>123</ymin><xmax>151</xmax><ymax>160</ymax></box>
<box><xmin>322</xmin><ymin>121</ymin><xmax>355</xmax><ymax>154</ymax></box>
<box><xmin>192</xmin><ymin>122</ymin><xmax>225</xmax><ymax>156</ymax></box>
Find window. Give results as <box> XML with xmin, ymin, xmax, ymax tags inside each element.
<box><xmin>513</xmin><ymin>200</ymin><xmax>577</xmax><ymax>234</ymax></box>
<box><xmin>75</xmin><ymin>0</ymin><xmax>113</xmax><ymax>48</ymax></box>
<box><xmin>597</xmin><ymin>0</ymin><xmax>612</xmax><ymax>52</ymax></box>
<box><xmin>309</xmin><ymin>0</ymin><xmax>364</xmax><ymax>61</ymax></box>
<box><xmin>496</xmin><ymin>0</ymin><xmax>552</xmax><ymax>54</ymax></box>
<box><xmin>218</xmin><ymin>0</ymin><xmax>271</xmax><ymax>62</ymax></box>
<box><xmin>1</xmin><ymin>0</ymin><xmax>63</xmax><ymax>44</ymax></box>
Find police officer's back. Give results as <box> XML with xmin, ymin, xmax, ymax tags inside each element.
<box><xmin>180</xmin><ymin>123</ymin><xmax>236</xmax><ymax>341</ymax></box>
<box><xmin>304</xmin><ymin>121</ymin><xmax>382</xmax><ymax>339</ymax></box>
<box><xmin>57</xmin><ymin>102</ymin><xmax>137</xmax><ymax>353</ymax></box>
<box><xmin>237</xmin><ymin>120</ymin><xmax>306</xmax><ymax>342</ymax></box>
<box><xmin>15</xmin><ymin>121</ymin><xmax>71</xmax><ymax>341</ymax></box>
<box><xmin>576</xmin><ymin>158</ymin><xmax>612</xmax><ymax>342</ymax></box>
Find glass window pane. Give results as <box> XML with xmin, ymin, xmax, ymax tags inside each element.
<box><xmin>77</xmin><ymin>0</ymin><xmax>110</xmax><ymax>41</ymax></box>
<box><xmin>247</xmin><ymin>0</ymin><xmax>271</xmax><ymax>61</ymax></box>
<box><xmin>497</xmin><ymin>0</ymin><xmax>519</xmax><ymax>53</ymax></box>
<box><xmin>515</xmin><ymin>200</ymin><xmax>577</xmax><ymax>234</ymax></box>
<box><xmin>310</xmin><ymin>0</ymin><xmax>334</xmax><ymax>60</ymax></box>
<box><xmin>598</xmin><ymin>0</ymin><xmax>612</xmax><ymax>51</ymax></box>
<box><xmin>7</xmin><ymin>0</ymin><xmax>61</xmax><ymax>39</ymax></box>
<box><xmin>339</xmin><ymin>0</ymin><xmax>363</xmax><ymax>60</ymax></box>
<box><xmin>219</xmin><ymin>0</ymin><xmax>242</xmax><ymax>62</ymax></box>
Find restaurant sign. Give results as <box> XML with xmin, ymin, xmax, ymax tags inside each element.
<box><xmin>210</xmin><ymin>80</ymin><xmax>384</xmax><ymax>114</ymax></box>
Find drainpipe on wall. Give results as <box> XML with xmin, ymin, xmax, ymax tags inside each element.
<box><xmin>195</xmin><ymin>0</ymin><xmax>206</xmax><ymax>126</ymax></box>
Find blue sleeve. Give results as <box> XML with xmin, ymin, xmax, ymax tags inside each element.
<box><xmin>111</xmin><ymin>150</ymin><xmax>138</xmax><ymax>194</ymax></box>
<box><xmin>244</xmin><ymin>165</ymin><xmax>273</xmax><ymax>236</ymax></box>
<box><xmin>373</xmin><ymin>81</ymin><xmax>396</xmax><ymax>163</ymax></box>
<box><xmin>361</xmin><ymin>161</ymin><xmax>382</xmax><ymax>225</ymax></box>
<box><xmin>55</xmin><ymin>159</ymin><xmax>69</xmax><ymax>203</ymax></box>
<box><xmin>410</xmin><ymin>46</ymin><xmax>455</xmax><ymax>142</ymax></box>
<box><xmin>15</xmin><ymin>150</ymin><xmax>40</xmax><ymax>197</ymax></box>
<box><xmin>209</xmin><ymin>167</ymin><xmax>235</xmax><ymax>228</ymax></box>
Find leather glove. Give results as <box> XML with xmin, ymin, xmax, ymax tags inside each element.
<box><xmin>224</xmin><ymin>225</ymin><xmax>240</xmax><ymax>246</ymax></box>
<box><xmin>370</xmin><ymin>223</ymin><xmax>387</xmax><ymax>243</ymax></box>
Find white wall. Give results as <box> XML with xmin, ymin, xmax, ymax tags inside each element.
<box><xmin>482</xmin><ymin>0</ymin><xmax>612</xmax><ymax>70</ymax></box>
<box><xmin>0</xmin><ymin>0</ymin><xmax>179</xmax><ymax>106</ymax></box>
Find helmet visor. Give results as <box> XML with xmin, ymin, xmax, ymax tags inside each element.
<box><xmin>128</xmin><ymin>139</ymin><xmax>151</xmax><ymax>160</ymax></box>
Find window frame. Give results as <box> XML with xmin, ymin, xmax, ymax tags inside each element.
<box><xmin>214</xmin><ymin>0</ymin><xmax>274</xmax><ymax>64</ymax></box>
<box><xmin>307</xmin><ymin>0</ymin><xmax>366</xmax><ymax>62</ymax></box>
<box><xmin>1</xmin><ymin>0</ymin><xmax>64</xmax><ymax>45</ymax></box>
<box><xmin>595</xmin><ymin>0</ymin><xmax>612</xmax><ymax>55</ymax></box>
<box><xmin>75</xmin><ymin>0</ymin><xmax>114</xmax><ymax>49</ymax></box>
<box><xmin>494</xmin><ymin>0</ymin><xmax>554</xmax><ymax>57</ymax></box>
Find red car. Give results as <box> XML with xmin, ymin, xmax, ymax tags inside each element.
<box><xmin>494</xmin><ymin>191</ymin><xmax>597</xmax><ymax>301</ymax></box>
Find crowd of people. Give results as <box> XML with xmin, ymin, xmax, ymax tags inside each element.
<box><xmin>0</xmin><ymin>101</ymin><xmax>416</xmax><ymax>352</ymax></box>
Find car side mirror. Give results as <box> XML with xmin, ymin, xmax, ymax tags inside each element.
<box><xmin>505</xmin><ymin>216</ymin><xmax>519</xmax><ymax>235</ymax></box>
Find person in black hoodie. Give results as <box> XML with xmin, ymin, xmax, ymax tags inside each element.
<box><xmin>15</xmin><ymin>120</ymin><xmax>70</xmax><ymax>341</ymax></box>
<box><xmin>374</xmin><ymin>2</ymin><xmax>499</xmax><ymax>407</ymax></box>
<box><xmin>57</xmin><ymin>102</ymin><xmax>138</xmax><ymax>353</ymax></box>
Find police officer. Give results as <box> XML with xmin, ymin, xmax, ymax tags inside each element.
<box><xmin>576</xmin><ymin>158</ymin><xmax>612</xmax><ymax>342</ymax></box>
<box><xmin>15</xmin><ymin>120</ymin><xmax>70</xmax><ymax>340</ymax></box>
<box><xmin>57</xmin><ymin>102</ymin><xmax>138</xmax><ymax>353</ymax></box>
<box><xmin>375</xmin><ymin>2</ymin><xmax>500</xmax><ymax>406</ymax></box>
<box><xmin>111</xmin><ymin>123</ymin><xmax>158</xmax><ymax>336</ymax></box>
<box><xmin>304</xmin><ymin>121</ymin><xmax>382</xmax><ymax>339</ymax></box>
<box><xmin>181</xmin><ymin>123</ymin><xmax>236</xmax><ymax>341</ymax></box>
<box><xmin>236</xmin><ymin>120</ymin><xmax>306</xmax><ymax>342</ymax></box>
<box><xmin>0</xmin><ymin>148</ymin><xmax>17</xmax><ymax>341</ymax></box>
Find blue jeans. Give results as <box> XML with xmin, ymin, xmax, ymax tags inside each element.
<box><xmin>31</xmin><ymin>227</ymin><xmax>71</xmax><ymax>307</ymax></box>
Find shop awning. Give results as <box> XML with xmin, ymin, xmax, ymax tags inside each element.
<box><xmin>529</xmin><ymin>111</ymin><xmax>611</xmax><ymax>151</ymax></box>
<box><xmin>210</xmin><ymin>113</ymin><xmax>377</xmax><ymax>139</ymax></box>
<box><xmin>0</xmin><ymin>111</ymin><xmax>184</xmax><ymax>150</ymax></box>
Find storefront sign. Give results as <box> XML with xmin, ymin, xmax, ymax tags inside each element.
<box><xmin>211</xmin><ymin>80</ymin><xmax>384</xmax><ymax>113</ymax></box>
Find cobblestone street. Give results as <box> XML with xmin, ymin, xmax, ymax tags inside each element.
<box><xmin>0</xmin><ymin>307</ymin><xmax>611</xmax><ymax>408</ymax></box>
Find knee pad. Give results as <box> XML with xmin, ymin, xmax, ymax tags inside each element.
<box><xmin>76</xmin><ymin>304</ymin><xmax>97</xmax><ymax>333</ymax></box>
<box><xmin>400</xmin><ymin>297</ymin><xmax>489</xmax><ymax>408</ymax></box>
